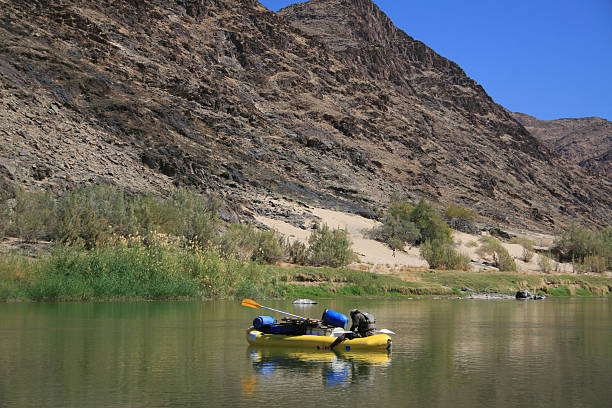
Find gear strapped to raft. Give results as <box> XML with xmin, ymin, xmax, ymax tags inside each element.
<box><xmin>252</xmin><ymin>310</ymin><xmax>349</xmax><ymax>336</ymax></box>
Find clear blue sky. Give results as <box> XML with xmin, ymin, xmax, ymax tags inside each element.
<box><xmin>260</xmin><ymin>0</ymin><xmax>612</xmax><ymax>121</ymax></box>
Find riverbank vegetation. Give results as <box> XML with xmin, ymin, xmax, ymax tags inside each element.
<box><xmin>1</xmin><ymin>185</ymin><xmax>611</xmax><ymax>301</ymax></box>
<box><xmin>367</xmin><ymin>196</ymin><xmax>469</xmax><ymax>270</ymax></box>
<box><xmin>1</xmin><ymin>237</ymin><xmax>610</xmax><ymax>301</ymax></box>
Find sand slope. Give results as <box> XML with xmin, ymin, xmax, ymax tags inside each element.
<box><xmin>254</xmin><ymin>201</ymin><xmax>572</xmax><ymax>274</ymax></box>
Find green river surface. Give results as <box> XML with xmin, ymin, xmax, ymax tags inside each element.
<box><xmin>1</xmin><ymin>298</ymin><xmax>611</xmax><ymax>407</ymax></box>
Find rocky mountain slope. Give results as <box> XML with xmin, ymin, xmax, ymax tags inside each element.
<box><xmin>0</xmin><ymin>0</ymin><xmax>610</xmax><ymax>231</ymax></box>
<box><xmin>513</xmin><ymin>113</ymin><xmax>611</xmax><ymax>176</ymax></box>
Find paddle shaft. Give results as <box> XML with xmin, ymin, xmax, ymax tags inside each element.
<box><xmin>259</xmin><ymin>305</ymin><xmax>308</xmax><ymax>320</ymax></box>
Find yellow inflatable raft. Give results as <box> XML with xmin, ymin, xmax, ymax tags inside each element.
<box><xmin>246</xmin><ymin>329</ymin><xmax>392</xmax><ymax>351</ymax></box>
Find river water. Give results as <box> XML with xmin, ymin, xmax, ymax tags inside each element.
<box><xmin>1</xmin><ymin>298</ymin><xmax>610</xmax><ymax>407</ymax></box>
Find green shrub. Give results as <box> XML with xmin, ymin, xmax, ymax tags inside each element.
<box><xmin>367</xmin><ymin>213</ymin><xmax>420</xmax><ymax>253</ymax></box>
<box><xmin>218</xmin><ymin>224</ymin><xmax>285</xmax><ymax>264</ymax></box>
<box><xmin>370</xmin><ymin>196</ymin><xmax>452</xmax><ymax>252</ymax></box>
<box><xmin>129</xmin><ymin>193</ymin><xmax>178</xmax><ymax>235</ymax></box>
<box><xmin>522</xmin><ymin>248</ymin><xmax>534</xmax><ymax>263</ymax></box>
<box><xmin>218</xmin><ymin>224</ymin><xmax>258</xmax><ymax>260</ymax></box>
<box><xmin>308</xmin><ymin>224</ymin><xmax>356</xmax><ymax>268</ymax></box>
<box><xmin>56</xmin><ymin>185</ymin><xmax>134</xmax><ymax>247</ymax></box>
<box><xmin>167</xmin><ymin>189</ymin><xmax>221</xmax><ymax>247</ymax></box>
<box><xmin>420</xmin><ymin>239</ymin><xmax>470</xmax><ymax>270</ymax></box>
<box><xmin>444</xmin><ymin>203</ymin><xmax>476</xmax><ymax>222</ymax></box>
<box><xmin>478</xmin><ymin>236</ymin><xmax>517</xmax><ymax>271</ymax></box>
<box><xmin>553</xmin><ymin>225</ymin><xmax>611</xmax><ymax>271</ymax></box>
<box><xmin>253</xmin><ymin>230</ymin><xmax>285</xmax><ymax>264</ymax></box>
<box><xmin>3</xmin><ymin>188</ymin><xmax>57</xmax><ymax>242</ymax></box>
<box><xmin>286</xmin><ymin>240</ymin><xmax>308</xmax><ymax>265</ymax></box>
<box><xmin>497</xmin><ymin>249</ymin><xmax>517</xmax><ymax>271</ymax></box>
<box><xmin>576</xmin><ymin>255</ymin><xmax>608</xmax><ymax>274</ymax></box>
<box><xmin>410</xmin><ymin>199</ymin><xmax>452</xmax><ymax>244</ymax></box>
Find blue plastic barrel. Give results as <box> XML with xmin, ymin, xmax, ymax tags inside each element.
<box><xmin>321</xmin><ymin>310</ymin><xmax>348</xmax><ymax>328</ymax></box>
<box><xmin>253</xmin><ymin>316</ymin><xmax>276</xmax><ymax>329</ymax></box>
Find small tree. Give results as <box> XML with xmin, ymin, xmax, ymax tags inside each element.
<box><xmin>308</xmin><ymin>224</ymin><xmax>356</xmax><ymax>267</ymax></box>
<box><xmin>368</xmin><ymin>196</ymin><xmax>452</xmax><ymax>254</ymax></box>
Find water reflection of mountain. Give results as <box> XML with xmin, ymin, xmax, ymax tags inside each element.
<box><xmin>246</xmin><ymin>347</ymin><xmax>391</xmax><ymax>389</ymax></box>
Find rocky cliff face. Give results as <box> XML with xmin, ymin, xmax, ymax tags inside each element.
<box><xmin>513</xmin><ymin>113</ymin><xmax>612</xmax><ymax>176</ymax></box>
<box><xmin>0</xmin><ymin>0</ymin><xmax>610</xmax><ymax>230</ymax></box>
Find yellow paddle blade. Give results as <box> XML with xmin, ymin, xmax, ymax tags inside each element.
<box><xmin>241</xmin><ymin>298</ymin><xmax>261</xmax><ymax>309</ymax></box>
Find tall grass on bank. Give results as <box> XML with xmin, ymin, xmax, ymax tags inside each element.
<box><xmin>0</xmin><ymin>234</ymin><xmax>444</xmax><ymax>301</ymax></box>
<box><xmin>0</xmin><ymin>185</ymin><xmax>358</xmax><ymax>269</ymax></box>
<box><xmin>2</xmin><ymin>239</ymin><xmax>610</xmax><ymax>301</ymax></box>
<box><xmin>1</xmin><ymin>234</ymin><xmax>270</xmax><ymax>301</ymax></box>
<box><xmin>0</xmin><ymin>185</ymin><xmax>222</xmax><ymax>248</ymax></box>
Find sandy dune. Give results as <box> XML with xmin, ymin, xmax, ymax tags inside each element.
<box><xmin>254</xmin><ymin>200</ymin><xmax>571</xmax><ymax>273</ymax></box>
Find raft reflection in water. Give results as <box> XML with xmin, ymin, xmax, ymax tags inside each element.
<box><xmin>246</xmin><ymin>347</ymin><xmax>391</xmax><ymax>388</ymax></box>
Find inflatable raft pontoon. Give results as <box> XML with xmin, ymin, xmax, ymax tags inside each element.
<box><xmin>246</xmin><ymin>329</ymin><xmax>392</xmax><ymax>351</ymax></box>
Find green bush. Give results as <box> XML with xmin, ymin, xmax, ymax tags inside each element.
<box><xmin>367</xmin><ymin>212</ymin><xmax>420</xmax><ymax>253</ymax></box>
<box><xmin>56</xmin><ymin>185</ymin><xmax>132</xmax><ymax>247</ymax></box>
<box><xmin>420</xmin><ymin>239</ymin><xmax>470</xmax><ymax>270</ymax></box>
<box><xmin>308</xmin><ymin>224</ymin><xmax>356</xmax><ymax>268</ymax></box>
<box><xmin>253</xmin><ymin>230</ymin><xmax>285</xmax><ymax>264</ymax></box>
<box><xmin>575</xmin><ymin>255</ymin><xmax>608</xmax><ymax>274</ymax></box>
<box><xmin>4</xmin><ymin>188</ymin><xmax>57</xmax><ymax>242</ymax></box>
<box><xmin>369</xmin><ymin>196</ymin><xmax>452</xmax><ymax>252</ymax></box>
<box><xmin>167</xmin><ymin>189</ymin><xmax>221</xmax><ymax>247</ymax></box>
<box><xmin>410</xmin><ymin>199</ymin><xmax>452</xmax><ymax>244</ymax></box>
<box><xmin>522</xmin><ymin>248</ymin><xmax>534</xmax><ymax>263</ymax></box>
<box><xmin>478</xmin><ymin>236</ymin><xmax>517</xmax><ymax>271</ymax></box>
<box><xmin>129</xmin><ymin>193</ymin><xmax>179</xmax><ymax>235</ymax></box>
<box><xmin>218</xmin><ymin>224</ymin><xmax>285</xmax><ymax>264</ymax></box>
<box><xmin>285</xmin><ymin>240</ymin><xmax>308</xmax><ymax>265</ymax></box>
<box><xmin>553</xmin><ymin>225</ymin><xmax>611</xmax><ymax>272</ymax></box>
<box><xmin>444</xmin><ymin>203</ymin><xmax>476</xmax><ymax>222</ymax></box>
